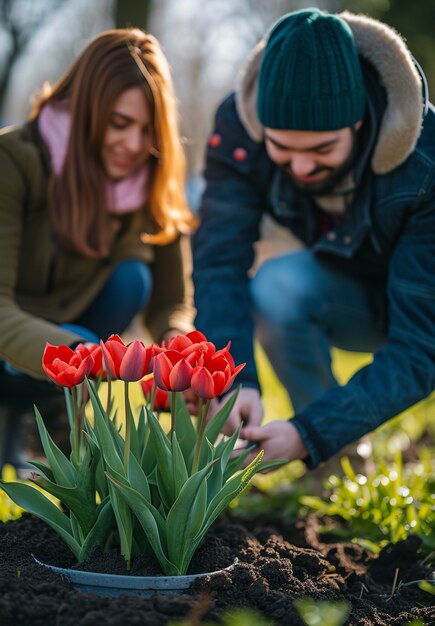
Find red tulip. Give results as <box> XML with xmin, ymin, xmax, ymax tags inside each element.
<box><xmin>100</xmin><ymin>334</ymin><xmax>152</xmax><ymax>382</ymax></box>
<box><xmin>154</xmin><ymin>331</ymin><xmax>216</xmax><ymax>366</ymax></box>
<box><xmin>153</xmin><ymin>350</ymin><xmax>193</xmax><ymax>391</ymax></box>
<box><xmin>190</xmin><ymin>347</ymin><xmax>245</xmax><ymax>399</ymax></box>
<box><xmin>42</xmin><ymin>343</ymin><xmax>95</xmax><ymax>388</ymax></box>
<box><xmin>75</xmin><ymin>343</ymin><xmax>106</xmax><ymax>379</ymax></box>
<box><xmin>156</xmin><ymin>330</ymin><xmax>207</xmax><ymax>352</ymax></box>
<box><xmin>141</xmin><ymin>377</ymin><xmax>170</xmax><ymax>411</ymax></box>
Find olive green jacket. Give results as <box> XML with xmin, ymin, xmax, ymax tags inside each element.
<box><xmin>0</xmin><ymin>123</ymin><xmax>194</xmax><ymax>379</ymax></box>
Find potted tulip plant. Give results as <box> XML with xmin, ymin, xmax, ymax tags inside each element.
<box><xmin>0</xmin><ymin>331</ymin><xmax>280</xmax><ymax>596</ymax></box>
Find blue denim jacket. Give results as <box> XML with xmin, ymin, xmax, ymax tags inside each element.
<box><xmin>193</xmin><ymin>89</ymin><xmax>435</xmax><ymax>467</ymax></box>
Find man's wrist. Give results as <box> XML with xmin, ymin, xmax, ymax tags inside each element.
<box><xmin>289</xmin><ymin>416</ymin><xmax>322</xmax><ymax>468</ymax></box>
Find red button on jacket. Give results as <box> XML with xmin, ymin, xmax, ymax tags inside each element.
<box><xmin>233</xmin><ymin>147</ymin><xmax>247</xmax><ymax>161</ymax></box>
<box><xmin>208</xmin><ymin>133</ymin><xmax>221</xmax><ymax>148</ymax></box>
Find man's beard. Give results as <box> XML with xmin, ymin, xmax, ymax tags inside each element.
<box><xmin>284</xmin><ymin>128</ymin><xmax>360</xmax><ymax>195</ymax></box>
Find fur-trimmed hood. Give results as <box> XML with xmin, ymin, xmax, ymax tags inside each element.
<box><xmin>235</xmin><ymin>11</ymin><xmax>425</xmax><ymax>175</ymax></box>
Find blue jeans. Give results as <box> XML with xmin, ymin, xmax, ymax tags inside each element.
<box><xmin>1</xmin><ymin>260</ymin><xmax>152</xmax><ymax>403</ymax></box>
<box><xmin>250</xmin><ymin>249</ymin><xmax>387</xmax><ymax>413</ymax></box>
<box><xmin>71</xmin><ymin>259</ymin><xmax>152</xmax><ymax>341</ymax></box>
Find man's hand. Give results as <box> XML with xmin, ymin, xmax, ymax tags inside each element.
<box><xmin>241</xmin><ymin>420</ymin><xmax>309</xmax><ymax>468</ymax></box>
<box><xmin>209</xmin><ymin>387</ymin><xmax>264</xmax><ymax>436</ymax></box>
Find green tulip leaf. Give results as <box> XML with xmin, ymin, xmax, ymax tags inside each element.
<box><xmin>204</xmin><ymin>387</ymin><xmax>240</xmax><ymax>444</ymax></box>
<box><xmin>0</xmin><ymin>480</ymin><xmax>80</xmax><ymax>559</ymax></box>
<box><xmin>34</xmin><ymin>408</ymin><xmax>76</xmax><ymax>487</ymax></box>
<box><xmin>78</xmin><ymin>499</ymin><xmax>114</xmax><ymax>562</ymax></box>
<box><xmin>87</xmin><ymin>381</ymin><xmax>124</xmax><ymax>475</ymax></box>
<box><xmin>155</xmin><ymin>468</ymin><xmax>172</xmax><ymax>514</ymax></box>
<box><xmin>219</xmin><ymin>426</ymin><xmax>242</xmax><ymax>469</ymax></box>
<box><xmin>140</xmin><ymin>432</ymin><xmax>156</xmax><ymax>476</ymax></box>
<box><xmin>84</xmin><ymin>422</ymin><xmax>110</xmax><ymax>500</ymax></box>
<box><xmin>147</xmin><ymin>409</ymin><xmax>175</xmax><ymax>503</ymax></box>
<box><xmin>129</xmin><ymin>408</ymin><xmax>141</xmax><ymax>463</ymax></box>
<box><xmin>107</xmin><ymin>412</ymin><xmax>127</xmax><ymax>458</ymax></box>
<box><xmin>28</xmin><ymin>460</ymin><xmax>55</xmax><ymax>482</ymax></box>
<box><xmin>135</xmin><ymin>406</ymin><xmax>147</xmax><ymax>458</ymax></box>
<box><xmin>32</xmin><ymin>474</ymin><xmax>96</xmax><ymax>536</ymax></box>
<box><xmin>69</xmin><ymin>511</ymin><xmax>83</xmax><ymax>544</ymax></box>
<box><xmin>101</xmin><ymin>458</ymin><xmax>137</xmax><ymax>565</ymax></box>
<box><xmin>171</xmin><ymin>434</ymin><xmax>189</xmax><ymax>498</ymax></box>
<box><xmin>108</xmin><ymin>479</ymin><xmax>133</xmax><ymax>567</ymax></box>
<box><xmin>75</xmin><ymin>440</ymin><xmax>100</xmax><ymax>496</ymax></box>
<box><xmin>106</xmin><ymin>474</ymin><xmax>176</xmax><ymax>575</ymax></box>
<box><xmin>206</xmin><ymin>427</ymin><xmax>241</xmax><ymax>504</ymax></box>
<box><xmin>256</xmin><ymin>459</ymin><xmax>288</xmax><ymax>473</ymax></box>
<box><xmin>127</xmin><ymin>451</ymin><xmax>151</xmax><ymax>503</ymax></box>
<box><xmin>194</xmin><ymin>436</ymin><xmax>216</xmax><ymax>474</ymax></box>
<box><xmin>223</xmin><ymin>447</ymin><xmax>253</xmax><ymax>481</ymax></box>
<box><xmin>62</xmin><ymin>387</ymin><xmax>74</xmax><ymax>431</ymax></box>
<box><xmin>173</xmin><ymin>393</ymin><xmax>196</xmax><ymax>461</ymax></box>
<box><xmin>197</xmin><ymin>451</ymin><xmax>264</xmax><ymax>543</ymax></box>
<box><xmin>166</xmin><ymin>462</ymin><xmax>213</xmax><ymax>573</ymax></box>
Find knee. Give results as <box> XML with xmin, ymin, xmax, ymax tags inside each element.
<box><xmin>250</xmin><ymin>253</ymin><xmax>321</xmax><ymax>324</ymax></box>
<box><xmin>110</xmin><ymin>260</ymin><xmax>152</xmax><ymax>310</ymax></box>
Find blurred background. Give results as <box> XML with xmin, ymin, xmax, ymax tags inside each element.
<box><xmin>1</xmin><ymin>0</ymin><xmax>434</xmax><ymax>421</ymax></box>
<box><xmin>1</xmin><ymin>1</ymin><xmax>433</xmax><ymax>518</ymax></box>
<box><xmin>1</xmin><ymin>0</ymin><xmax>434</xmax><ymax>178</ymax></box>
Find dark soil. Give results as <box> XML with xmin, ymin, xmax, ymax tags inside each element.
<box><xmin>0</xmin><ymin>512</ymin><xmax>433</xmax><ymax>625</ymax></box>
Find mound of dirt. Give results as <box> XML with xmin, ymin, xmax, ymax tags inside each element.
<box><xmin>0</xmin><ymin>513</ymin><xmax>433</xmax><ymax>625</ymax></box>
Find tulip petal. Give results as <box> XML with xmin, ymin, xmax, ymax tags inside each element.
<box><xmin>119</xmin><ymin>341</ymin><xmax>149</xmax><ymax>381</ymax></box>
<box><xmin>191</xmin><ymin>367</ymin><xmax>215</xmax><ymax>399</ymax></box>
<box><xmin>106</xmin><ymin>334</ymin><xmax>124</xmax><ymax>344</ymax></box>
<box><xmin>73</xmin><ymin>355</ymin><xmax>95</xmax><ymax>385</ymax></box>
<box><xmin>153</xmin><ymin>352</ymin><xmax>173</xmax><ymax>390</ymax></box>
<box><xmin>167</xmin><ymin>335</ymin><xmax>192</xmax><ymax>351</ymax></box>
<box><xmin>168</xmin><ymin>359</ymin><xmax>193</xmax><ymax>391</ymax></box>
<box><xmin>185</xmin><ymin>330</ymin><xmax>207</xmax><ymax>343</ymax></box>
<box><xmin>210</xmin><ymin>370</ymin><xmax>227</xmax><ymax>397</ymax></box>
<box><xmin>219</xmin><ymin>363</ymin><xmax>246</xmax><ymax>396</ymax></box>
<box><xmin>100</xmin><ymin>339</ymin><xmax>127</xmax><ymax>379</ymax></box>
<box><xmin>42</xmin><ymin>343</ymin><xmax>74</xmax><ymax>367</ymax></box>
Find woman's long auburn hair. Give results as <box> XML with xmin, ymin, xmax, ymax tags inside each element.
<box><xmin>30</xmin><ymin>29</ymin><xmax>196</xmax><ymax>258</ymax></box>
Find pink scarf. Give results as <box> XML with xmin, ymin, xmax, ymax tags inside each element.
<box><xmin>38</xmin><ymin>101</ymin><xmax>148</xmax><ymax>214</ymax></box>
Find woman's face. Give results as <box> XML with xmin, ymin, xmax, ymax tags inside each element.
<box><xmin>102</xmin><ymin>86</ymin><xmax>153</xmax><ymax>180</ymax></box>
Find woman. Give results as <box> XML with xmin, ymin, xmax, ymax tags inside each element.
<box><xmin>0</xmin><ymin>29</ymin><xmax>196</xmax><ymax>468</ymax></box>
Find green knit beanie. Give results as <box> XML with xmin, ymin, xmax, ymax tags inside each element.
<box><xmin>257</xmin><ymin>8</ymin><xmax>366</xmax><ymax>131</ymax></box>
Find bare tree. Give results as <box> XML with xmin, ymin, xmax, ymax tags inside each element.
<box><xmin>153</xmin><ymin>0</ymin><xmax>333</xmax><ymax>174</ymax></box>
<box><xmin>0</xmin><ymin>0</ymin><xmax>115</xmax><ymax>126</ymax></box>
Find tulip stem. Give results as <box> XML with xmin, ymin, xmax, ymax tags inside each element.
<box><xmin>149</xmin><ymin>383</ymin><xmax>157</xmax><ymax>412</ymax></box>
<box><xmin>71</xmin><ymin>386</ymin><xmax>80</xmax><ymax>465</ymax></box>
<box><xmin>123</xmin><ymin>381</ymin><xmax>131</xmax><ymax>474</ymax></box>
<box><xmin>196</xmin><ymin>399</ymin><xmax>204</xmax><ymax>434</ymax></box>
<box><xmin>191</xmin><ymin>399</ymin><xmax>211</xmax><ymax>474</ymax></box>
<box><xmin>170</xmin><ymin>392</ymin><xmax>177</xmax><ymax>437</ymax></box>
<box><xmin>106</xmin><ymin>376</ymin><xmax>112</xmax><ymax>422</ymax></box>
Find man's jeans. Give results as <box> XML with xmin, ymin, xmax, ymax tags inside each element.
<box><xmin>251</xmin><ymin>249</ymin><xmax>387</xmax><ymax>414</ymax></box>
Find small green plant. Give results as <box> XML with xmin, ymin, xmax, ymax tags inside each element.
<box><xmin>228</xmin><ymin>462</ymin><xmax>306</xmax><ymax>523</ymax></box>
<box><xmin>300</xmin><ymin>450</ymin><xmax>435</xmax><ymax>552</ymax></box>
<box><xmin>294</xmin><ymin>598</ymin><xmax>351</xmax><ymax>626</ymax></box>
<box><xmin>170</xmin><ymin>607</ymin><xmax>276</xmax><ymax>626</ymax></box>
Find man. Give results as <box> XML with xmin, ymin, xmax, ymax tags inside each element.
<box><xmin>192</xmin><ymin>9</ymin><xmax>435</xmax><ymax>468</ymax></box>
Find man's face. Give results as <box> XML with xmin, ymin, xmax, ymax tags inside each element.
<box><xmin>264</xmin><ymin>122</ymin><xmax>362</xmax><ymax>193</ymax></box>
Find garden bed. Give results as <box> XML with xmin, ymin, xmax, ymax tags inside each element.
<box><xmin>0</xmin><ymin>512</ymin><xmax>433</xmax><ymax>625</ymax></box>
